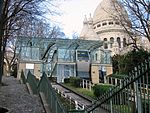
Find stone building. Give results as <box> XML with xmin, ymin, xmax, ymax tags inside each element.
<box><xmin>80</xmin><ymin>0</ymin><xmax>138</xmax><ymax>56</ymax></box>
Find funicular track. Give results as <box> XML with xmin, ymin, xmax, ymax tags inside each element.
<box><xmin>51</xmin><ymin>82</ymin><xmax>109</xmax><ymax>113</ymax></box>
<box><xmin>51</xmin><ymin>82</ymin><xmax>92</xmax><ymax>109</ymax></box>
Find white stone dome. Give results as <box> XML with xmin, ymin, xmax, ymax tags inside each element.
<box><xmin>93</xmin><ymin>0</ymin><xmax>130</xmax><ymax>25</ymax></box>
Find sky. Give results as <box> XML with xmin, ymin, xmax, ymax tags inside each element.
<box><xmin>48</xmin><ymin>0</ymin><xmax>101</xmax><ymax>37</ymax></box>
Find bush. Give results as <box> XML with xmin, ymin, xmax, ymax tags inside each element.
<box><xmin>64</xmin><ymin>78</ymin><xmax>70</xmax><ymax>83</ymax></box>
<box><xmin>93</xmin><ymin>84</ymin><xmax>114</xmax><ymax>98</ymax></box>
<box><xmin>69</xmin><ymin>77</ymin><xmax>81</xmax><ymax>88</ymax></box>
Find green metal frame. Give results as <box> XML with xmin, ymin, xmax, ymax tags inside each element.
<box><xmin>21</xmin><ymin>70</ymin><xmax>86</xmax><ymax>113</ymax></box>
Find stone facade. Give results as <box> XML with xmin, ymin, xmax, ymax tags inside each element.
<box><xmin>80</xmin><ymin>0</ymin><xmax>133</xmax><ymax>56</ymax></box>
<box><xmin>17</xmin><ymin>61</ymin><xmax>42</xmax><ymax>80</ymax></box>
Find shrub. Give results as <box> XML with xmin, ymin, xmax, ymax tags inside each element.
<box><xmin>93</xmin><ymin>84</ymin><xmax>114</xmax><ymax>98</ymax></box>
<box><xmin>69</xmin><ymin>77</ymin><xmax>81</xmax><ymax>88</ymax></box>
<box><xmin>64</xmin><ymin>78</ymin><xmax>70</xmax><ymax>83</ymax></box>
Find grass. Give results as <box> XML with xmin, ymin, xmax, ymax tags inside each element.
<box><xmin>63</xmin><ymin>83</ymin><xmax>95</xmax><ymax>99</ymax></box>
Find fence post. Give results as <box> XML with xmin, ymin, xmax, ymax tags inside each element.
<box><xmin>109</xmin><ymin>88</ymin><xmax>113</xmax><ymax>113</ymax></box>
<box><xmin>89</xmin><ymin>81</ymin><xmax>91</xmax><ymax>91</ymax></box>
<box><xmin>86</xmin><ymin>80</ymin><xmax>88</xmax><ymax>90</ymax></box>
<box><xmin>83</xmin><ymin>79</ymin><xmax>84</xmax><ymax>89</ymax></box>
<box><xmin>75</xmin><ymin>100</ymin><xmax>78</xmax><ymax>110</ymax></box>
<box><xmin>134</xmin><ymin>67</ymin><xmax>142</xmax><ymax>113</ymax></box>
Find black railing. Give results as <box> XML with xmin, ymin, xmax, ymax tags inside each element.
<box><xmin>86</xmin><ymin>58</ymin><xmax>150</xmax><ymax>113</ymax></box>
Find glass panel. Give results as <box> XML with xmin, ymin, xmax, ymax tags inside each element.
<box><xmin>101</xmin><ymin>51</ymin><xmax>111</xmax><ymax>64</ymax></box>
<box><xmin>58</xmin><ymin>49</ymin><xmax>75</xmax><ymax>62</ymax></box>
<box><xmin>31</xmin><ymin>48</ymin><xmax>39</xmax><ymax>60</ymax></box>
<box><xmin>77</xmin><ymin>50</ymin><xmax>89</xmax><ymax>61</ymax></box>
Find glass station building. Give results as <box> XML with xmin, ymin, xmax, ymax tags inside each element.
<box><xmin>16</xmin><ymin>37</ymin><xmax>112</xmax><ymax>83</ymax></box>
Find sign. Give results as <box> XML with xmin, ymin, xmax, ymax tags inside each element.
<box><xmin>26</xmin><ymin>63</ymin><xmax>34</xmax><ymax>69</ymax></box>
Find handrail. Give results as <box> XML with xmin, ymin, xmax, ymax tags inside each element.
<box><xmin>26</xmin><ymin>71</ymin><xmax>38</xmax><ymax>94</ymax></box>
<box><xmin>37</xmin><ymin>72</ymin><xmax>66</xmax><ymax>113</ymax></box>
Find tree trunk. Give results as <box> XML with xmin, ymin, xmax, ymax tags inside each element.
<box><xmin>0</xmin><ymin>0</ymin><xmax>4</xmax><ymax>83</ymax></box>
<box><xmin>0</xmin><ymin>33</ymin><xmax>4</xmax><ymax>84</ymax></box>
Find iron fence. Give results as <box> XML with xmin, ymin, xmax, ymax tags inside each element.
<box><xmin>86</xmin><ymin>58</ymin><xmax>150</xmax><ymax>113</ymax></box>
<box><xmin>37</xmin><ymin>72</ymin><xmax>67</xmax><ymax>113</ymax></box>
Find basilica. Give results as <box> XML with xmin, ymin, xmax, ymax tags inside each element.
<box><xmin>80</xmin><ymin>0</ymin><xmax>150</xmax><ymax>56</ymax></box>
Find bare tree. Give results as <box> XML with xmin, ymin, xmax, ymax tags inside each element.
<box><xmin>113</xmin><ymin>0</ymin><xmax>150</xmax><ymax>46</ymax></box>
<box><xmin>0</xmin><ymin>0</ymin><xmax>56</xmax><ymax>83</ymax></box>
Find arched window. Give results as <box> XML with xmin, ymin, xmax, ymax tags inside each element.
<box><xmin>109</xmin><ymin>22</ymin><xmax>113</xmax><ymax>25</ymax></box>
<box><xmin>110</xmin><ymin>37</ymin><xmax>114</xmax><ymax>48</ymax></box>
<box><xmin>97</xmin><ymin>24</ymin><xmax>101</xmax><ymax>27</ymax></box>
<box><xmin>95</xmin><ymin>53</ymin><xmax>97</xmax><ymax>61</ymax></box>
<box><xmin>104</xmin><ymin>38</ymin><xmax>108</xmax><ymax>49</ymax></box>
<box><xmin>117</xmin><ymin>37</ymin><xmax>121</xmax><ymax>48</ymax></box>
<box><xmin>104</xmin><ymin>43</ymin><xmax>108</xmax><ymax>49</ymax></box>
<box><xmin>102</xmin><ymin>22</ymin><xmax>107</xmax><ymax>26</ymax></box>
<box><xmin>115</xmin><ymin>22</ymin><xmax>120</xmax><ymax>25</ymax></box>
<box><xmin>123</xmin><ymin>38</ymin><xmax>126</xmax><ymax>47</ymax></box>
<box><xmin>104</xmin><ymin>38</ymin><xmax>107</xmax><ymax>41</ymax></box>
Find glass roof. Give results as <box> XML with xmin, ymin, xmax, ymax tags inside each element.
<box><xmin>16</xmin><ymin>37</ymin><xmax>103</xmax><ymax>50</ymax></box>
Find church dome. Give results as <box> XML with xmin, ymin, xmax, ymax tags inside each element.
<box><xmin>93</xmin><ymin>0</ymin><xmax>130</xmax><ymax>25</ymax></box>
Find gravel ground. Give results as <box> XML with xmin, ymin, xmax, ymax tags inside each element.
<box><xmin>0</xmin><ymin>76</ymin><xmax>45</xmax><ymax>113</ymax></box>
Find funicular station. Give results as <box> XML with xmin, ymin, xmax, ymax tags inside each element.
<box><xmin>16</xmin><ymin>37</ymin><xmax>150</xmax><ymax>113</ymax></box>
<box><xmin>16</xmin><ymin>37</ymin><xmax>112</xmax><ymax>84</ymax></box>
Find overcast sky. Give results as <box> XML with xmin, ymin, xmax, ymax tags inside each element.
<box><xmin>48</xmin><ymin>0</ymin><xmax>101</xmax><ymax>37</ymax></box>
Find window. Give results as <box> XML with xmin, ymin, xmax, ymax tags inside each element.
<box><xmin>104</xmin><ymin>38</ymin><xmax>107</xmax><ymax>41</ymax></box>
<box><xmin>123</xmin><ymin>38</ymin><xmax>126</xmax><ymax>47</ymax></box>
<box><xmin>103</xmin><ymin>38</ymin><xmax>108</xmax><ymax>49</ymax></box>
<box><xmin>95</xmin><ymin>53</ymin><xmax>97</xmax><ymax>61</ymax></box>
<box><xmin>102</xmin><ymin>22</ymin><xmax>107</xmax><ymax>26</ymax></box>
<box><xmin>97</xmin><ymin>24</ymin><xmax>101</xmax><ymax>27</ymax></box>
<box><xmin>104</xmin><ymin>43</ymin><xmax>108</xmax><ymax>49</ymax></box>
<box><xmin>109</xmin><ymin>22</ymin><xmax>113</xmax><ymax>25</ymax></box>
<box><xmin>117</xmin><ymin>37</ymin><xmax>121</xmax><ymax>48</ymax></box>
<box><xmin>110</xmin><ymin>37</ymin><xmax>114</xmax><ymax>48</ymax></box>
<box><xmin>115</xmin><ymin>22</ymin><xmax>120</xmax><ymax>25</ymax></box>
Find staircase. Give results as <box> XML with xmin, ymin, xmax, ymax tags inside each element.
<box><xmin>86</xmin><ymin>58</ymin><xmax>150</xmax><ymax>113</ymax></box>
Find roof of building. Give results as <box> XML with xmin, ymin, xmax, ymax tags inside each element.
<box><xmin>93</xmin><ymin>0</ymin><xmax>129</xmax><ymax>24</ymax></box>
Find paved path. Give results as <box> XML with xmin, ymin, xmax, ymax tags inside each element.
<box><xmin>0</xmin><ymin>76</ymin><xmax>45</xmax><ymax>113</ymax></box>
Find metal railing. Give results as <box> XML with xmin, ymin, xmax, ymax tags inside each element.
<box><xmin>80</xmin><ymin>79</ymin><xmax>94</xmax><ymax>91</ymax></box>
<box><xmin>86</xmin><ymin>58</ymin><xmax>150</xmax><ymax>113</ymax></box>
<box><xmin>38</xmin><ymin>72</ymin><xmax>66</xmax><ymax>113</ymax></box>
<box><xmin>26</xmin><ymin>71</ymin><xmax>39</xmax><ymax>94</ymax></box>
<box><xmin>20</xmin><ymin>70</ymin><xmax>84</xmax><ymax>113</ymax></box>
